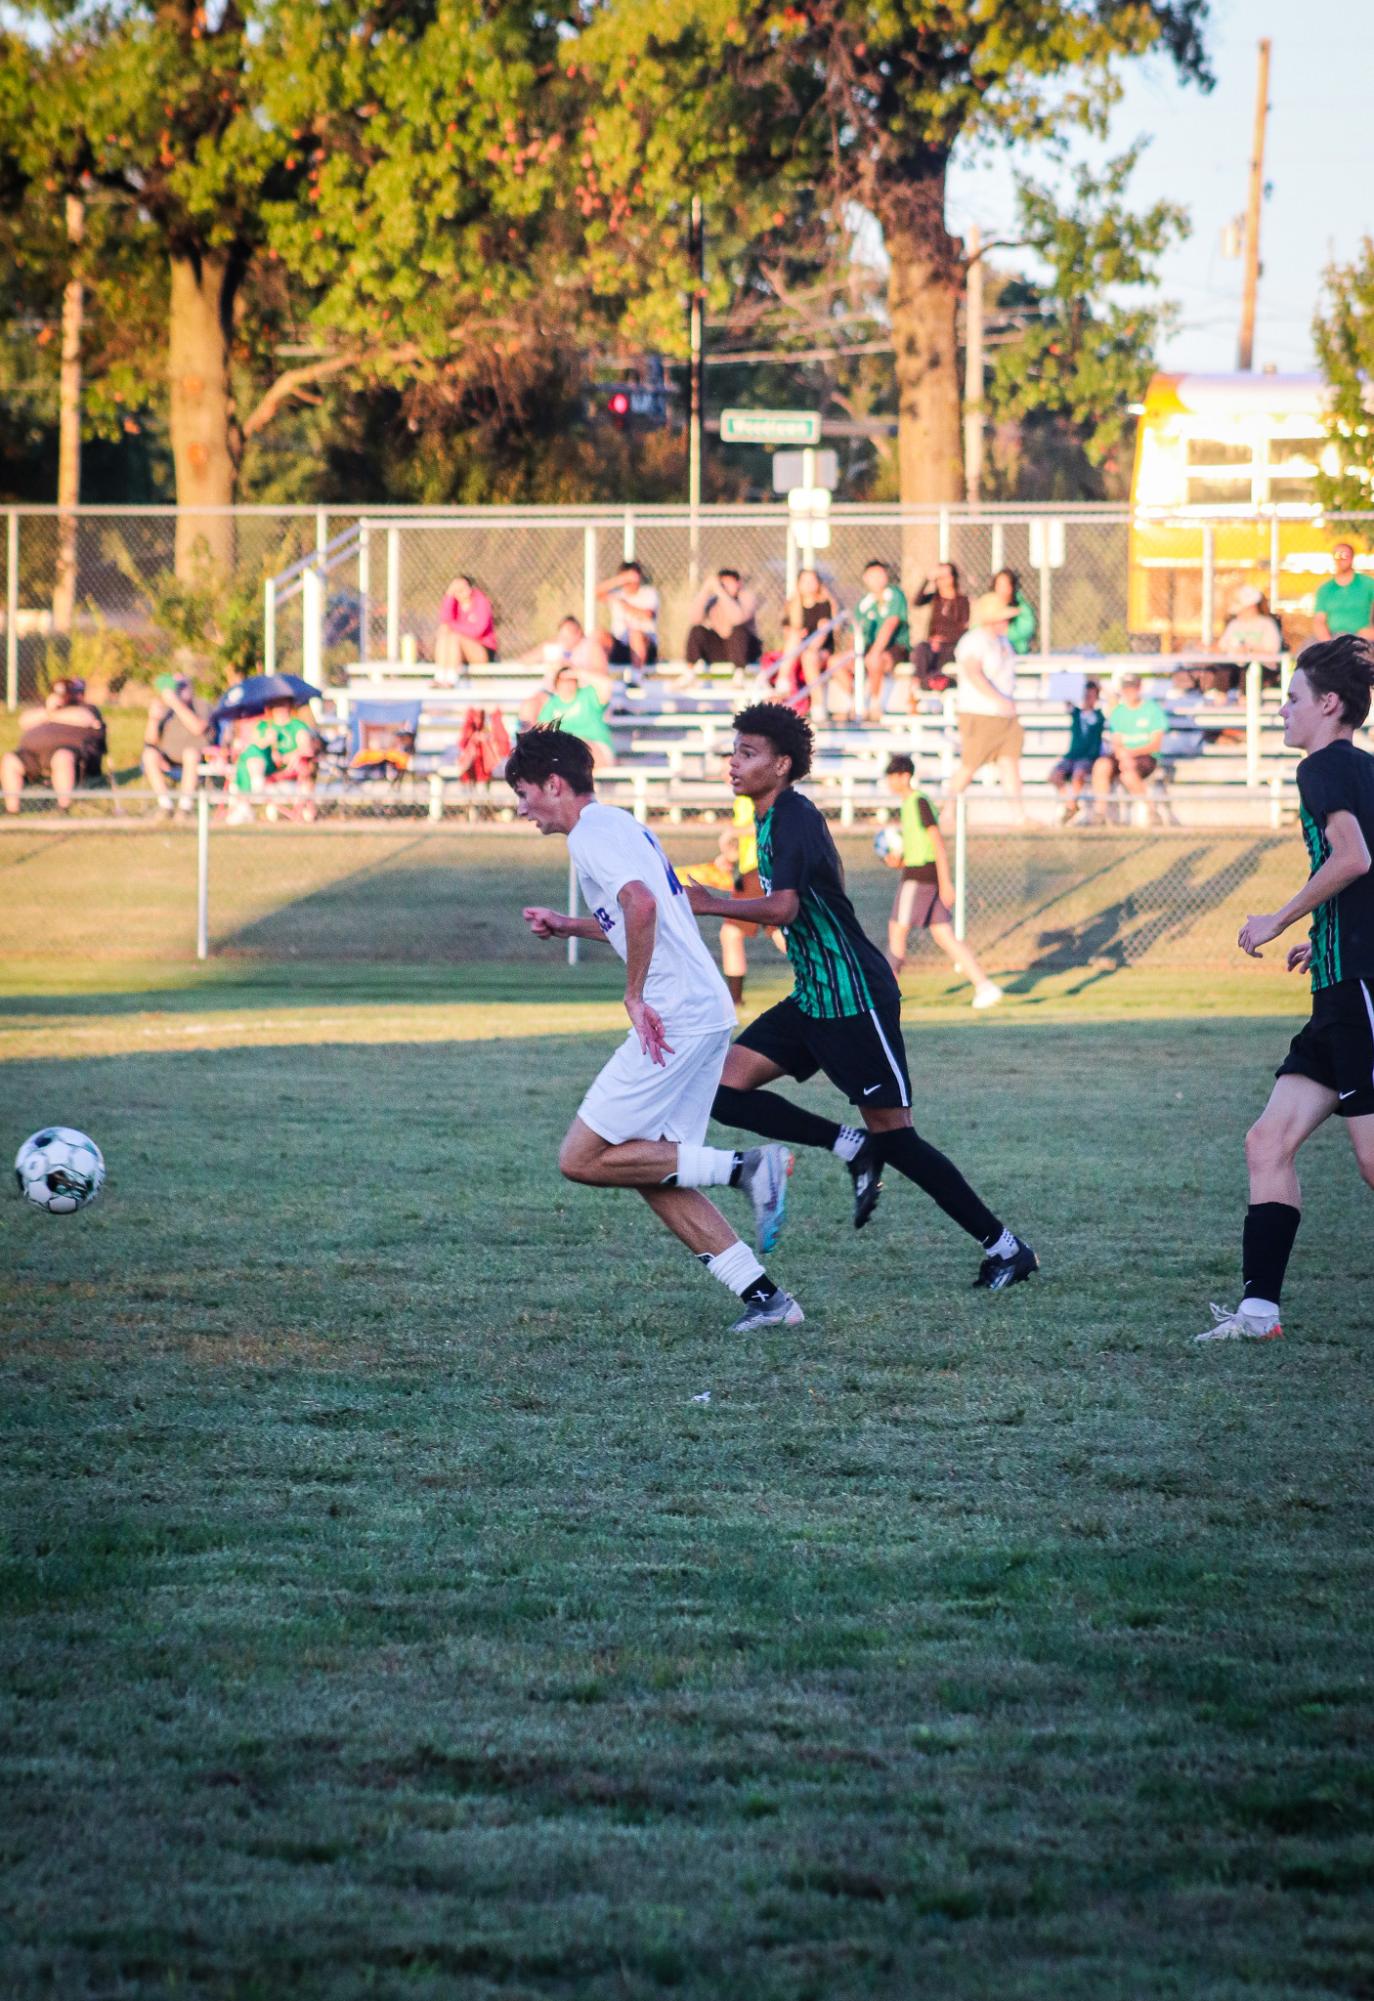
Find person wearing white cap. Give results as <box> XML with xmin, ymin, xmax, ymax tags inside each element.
<box><xmin>943</xmin><ymin>592</ymin><xmax>1027</xmax><ymax>823</ymax></box>
<box><xmin>1217</xmin><ymin>584</ymin><xmax>1282</xmax><ymax>661</ymax></box>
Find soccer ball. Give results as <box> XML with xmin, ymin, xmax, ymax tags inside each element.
<box><xmin>14</xmin><ymin>1127</ymin><xmax>105</xmax><ymax>1214</ymax></box>
<box><xmin>874</xmin><ymin>824</ymin><xmax>904</xmax><ymax>863</ymax></box>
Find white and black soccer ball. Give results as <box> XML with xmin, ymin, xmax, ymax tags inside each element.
<box><xmin>874</xmin><ymin>823</ymin><xmax>904</xmax><ymax>863</ymax></box>
<box><xmin>14</xmin><ymin>1127</ymin><xmax>105</xmax><ymax>1214</ymax></box>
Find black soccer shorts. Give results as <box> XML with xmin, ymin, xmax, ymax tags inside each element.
<box><xmin>1276</xmin><ymin>977</ymin><xmax>1374</xmax><ymax>1118</ymax></box>
<box><xmin>735</xmin><ymin>994</ymin><xmax>912</xmax><ymax>1110</ymax></box>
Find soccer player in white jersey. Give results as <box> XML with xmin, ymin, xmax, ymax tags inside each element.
<box><xmin>507</xmin><ymin>727</ymin><xmax>803</xmax><ymax>1333</ymax></box>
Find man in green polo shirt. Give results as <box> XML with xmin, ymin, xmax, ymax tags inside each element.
<box><xmin>1313</xmin><ymin>543</ymin><xmax>1374</xmax><ymax>641</ymax></box>
<box><xmin>1092</xmin><ymin>674</ymin><xmax>1168</xmax><ymax>820</ymax></box>
<box><xmin>853</xmin><ymin>559</ymin><xmax>910</xmax><ymax>725</ymax></box>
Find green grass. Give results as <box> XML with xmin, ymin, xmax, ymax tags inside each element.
<box><xmin>1</xmin><ymin>843</ymin><xmax>1372</xmax><ymax>1999</ymax></box>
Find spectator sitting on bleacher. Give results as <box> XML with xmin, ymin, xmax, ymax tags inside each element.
<box><xmin>944</xmin><ymin>594</ymin><xmax>1028</xmax><ymax>824</ymax></box>
<box><xmin>519</xmin><ymin>653</ymin><xmax>615</xmax><ymax>768</ymax></box>
<box><xmin>1091</xmin><ymin>674</ymin><xmax>1168</xmax><ymax>822</ymax></box>
<box><xmin>991</xmin><ymin>567</ymin><xmax>1037</xmax><ymax>656</ymax></box>
<box><xmin>1216</xmin><ymin>585</ymin><xmax>1282</xmax><ymax>660</ymax></box>
<box><xmin>596</xmin><ymin>560</ymin><xmax>659</xmax><ymax>679</ymax></box>
<box><xmin>778</xmin><ymin>568</ymin><xmax>840</xmax><ymax>718</ymax></box>
<box><xmin>228</xmin><ymin>699</ymin><xmax>320</xmax><ymax>824</ymax></box>
<box><xmin>523</xmin><ymin>615</ymin><xmax>609</xmax><ymax>678</ymax></box>
<box><xmin>142</xmin><ymin>673</ymin><xmax>212</xmax><ymax>817</ymax></box>
<box><xmin>1048</xmin><ymin>677</ymin><xmax>1105</xmax><ymax>823</ymax></box>
<box><xmin>2</xmin><ymin>677</ymin><xmax>107</xmax><ymax>815</ymax></box>
<box><xmin>909</xmin><ymin>562</ymin><xmax>967</xmax><ymax>696</ymax></box>
<box><xmin>685</xmin><ymin>569</ymin><xmax>762</xmax><ymax>674</ymax></box>
<box><xmin>853</xmin><ymin>558</ymin><xmax>909</xmax><ymax>722</ymax></box>
<box><xmin>435</xmin><ymin>573</ymin><xmax>498</xmax><ymax>676</ymax></box>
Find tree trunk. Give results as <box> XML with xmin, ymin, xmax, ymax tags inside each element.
<box><xmin>884</xmin><ymin>160</ymin><xmax>963</xmax><ymax>580</ymax></box>
<box><xmin>169</xmin><ymin>250</ymin><xmax>241</xmax><ymax>579</ymax></box>
<box><xmin>52</xmin><ymin>192</ymin><xmax>84</xmax><ymax>638</ymax></box>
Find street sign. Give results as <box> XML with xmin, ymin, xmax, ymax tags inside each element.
<box><xmin>772</xmin><ymin>449</ymin><xmax>838</xmax><ymax>493</ymax></box>
<box><xmin>787</xmin><ymin>486</ymin><xmax>832</xmax><ymax>516</ymax></box>
<box><xmin>719</xmin><ymin>408</ymin><xmax>821</xmax><ymax>446</ymax></box>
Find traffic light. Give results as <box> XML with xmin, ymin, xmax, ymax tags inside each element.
<box><xmin>608</xmin><ymin>388</ymin><xmax>631</xmax><ymax>430</ymax></box>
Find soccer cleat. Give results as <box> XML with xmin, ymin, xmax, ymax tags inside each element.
<box><xmin>973</xmin><ymin>1235</ymin><xmax>1039</xmax><ymax>1291</ymax></box>
<box><xmin>848</xmin><ymin>1136</ymin><xmax>883</xmax><ymax>1230</ymax></box>
<box><xmin>737</xmin><ymin>1145</ymin><xmax>792</xmax><ymax>1254</ymax></box>
<box><xmin>971</xmin><ymin>982</ymin><xmax>1004</xmax><ymax>1010</ymax></box>
<box><xmin>730</xmin><ymin>1288</ymin><xmax>805</xmax><ymax>1333</ymax></box>
<box><xmin>1193</xmin><ymin>1301</ymin><xmax>1282</xmax><ymax>1344</ymax></box>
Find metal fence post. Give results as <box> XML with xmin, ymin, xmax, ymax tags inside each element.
<box><xmin>196</xmin><ymin>790</ymin><xmax>210</xmax><ymax>961</ymax></box>
<box><xmin>302</xmin><ymin>564</ymin><xmax>323</xmax><ymax>687</ymax></box>
<box><xmin>583</xmin><ymin>524</ymin><xmax>598</xmax><ymax>637</ymax></box>
<box><xmin>567</xmin><ymin>852</ymin><xmax>580</xmax><ymax>967</ymax></box>
<box><xmin>1201</xmin><ymin>523</ymin><xmax>1215</xmax><ymax>646</ymax></box>
<box><xmin>953</xmin><ymin>789</ymin><xmax>968</xmax><ymax>940</ymax></box>
<box><xmin>623</xmin><ymin>509</ymin><xmax>636</xmax><ymax>562</ymax></box>
<box><xmin>1246</xmin><ymin>659</ymin><xmax>1261</xmax><ymax>787</ymax></box>
<box><xmin>990</xmin><ymin>520</ymin><xmax>1005</xmax><ymax>576</ymax></box>
<box><xmin>5</xmin><ymin>510</ymin><xmax>18</xmax><ymax>710</ymax></box>
<box><xmin>427</xmin><ymin>771</ymin><xmax>444</xmax><ymax>822</ymax></box>
<box><xmin>1269</xmin><ymin>771</ymin><xmax>1283</xmax><ymax>829</ymax></box>
<box><xmin>386</xmin><ymin>526</ymin><xmax>401</xmax><ymax>662</ymax></box>
<box><xmin>358</xmin><ymin>520</ymin><xmax>371</xmax><ymax>663</ymax></box>
<box><xmin>263</xmin><ymin>578</ymin><xmax>276</xmax><ymax>675</ymax></box>
<box><xmin>1039</xmin><ymin>535</ymin><xmax>1053</xmax><ymax>656</ymax></box>
<box><xmin>938</xmin><ymin>506</ymin><xmax>950</xmax><ymax>563</ymax></box>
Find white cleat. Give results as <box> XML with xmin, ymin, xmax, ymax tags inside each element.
<box><xmin>730</xmin><ymin>1289</ymin><xmax>805</xmax><ymax>1334</ymax></box>
<box><xmin>1193</xmin><ymin>1301</ymin><xmax>1283</xmax><ymax>1344</ymax></box>
<box><xmin>972</xmin><ymin>983</ymin><xmax>1004</xmax><ymax>1010</ymax></box>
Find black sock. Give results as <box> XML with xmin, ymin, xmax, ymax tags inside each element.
<box><xmin>1242</xmin><ymin>1201</ymin><xmax>1301</xmax><ymax>1306</ymax></box>
<box><xmin>740</xmin><ymin>1272</ymin><xmax>778</xmax><ymax>1304</ymax></box>
<box><xmin>877</xmin><ymin>1127</ymin><xmax>1001</xmax><ymax>1245</ymax></box>
<box><xmin>712</xmin><ymin>1085</ymin><xmax>841</xmax><ymax>1153</ymax></box>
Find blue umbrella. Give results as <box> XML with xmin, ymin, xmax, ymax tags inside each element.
<box><xmin>211</xmin><ymin>673</ymin><xmax>322</xmax><ymax>725</ymax></box>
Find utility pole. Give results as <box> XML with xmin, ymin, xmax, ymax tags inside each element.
<box><xmin>687</xmin><ymin>194</ymin><xmax>705</xmax><ymax>591</ymax></box>
<box><xmin>1237</xmin><ymin>37</ymin><xmax>1271</xmax><ymax>372</ymax></box>
<box><xmin>963</xmin><ymin>222</ymin><xmax>984</xmax><ymax>508</ymax></box>
<box><xmin>53</xmin><ymin>191</ymin><xmax>84</xmax><ymax>637</ymax></box>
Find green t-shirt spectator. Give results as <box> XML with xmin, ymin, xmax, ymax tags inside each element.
<box><xmin>1108</xmin><ymin>698</ymin><xmax>1168</xmax><ymax>754</ymax></box>
<box><xmin>1065</xmin><ymin>703</ymin><xmax>1105</xmax><ymax>764</ymax></box>
<box><xmin>1006</xmin><ymin>591</ymin><xmax>1037</xmax><ymax>656</ymax></box>
<box><xmin>856</xmin><ymin>583</ymin><xmax>909</xmax><ymax>652</ymax></box>
<box><xmin>538</xmin><ymin>683</ymin><xmax>614</xmax><ymax>750</ymax></box>
<box><xmin>1314</xmin><ymin>572</ymin><xmax>1374</xmax><ymax>636</ymax></box>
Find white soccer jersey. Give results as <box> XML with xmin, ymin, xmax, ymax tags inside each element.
<box><xmin>567</xmin><ymin>802</ymin><xmax>734</xmax><ymax>1037</ymax></box>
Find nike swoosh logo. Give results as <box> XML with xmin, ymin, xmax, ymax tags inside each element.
<box><xmin>863</xmin><ymin>1084</ymin><xmax>881</xmax><ymax>1096</ymax></box>
<box><xmin>1339</xmin><ymin>1089</ymin><xmax>1357</xmax><ymax>1100</ymax></box>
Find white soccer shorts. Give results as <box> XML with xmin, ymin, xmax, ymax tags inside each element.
<box><xmin>576</xmin><ymin>1026</ymin><xmax>733</xmax><ymax>1147</ymax></box>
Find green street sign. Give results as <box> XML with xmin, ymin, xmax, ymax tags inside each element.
<box><xmin>718</xmin><ymin>408</ymin><xmax>821</xmax><ymax>446</ymax></box>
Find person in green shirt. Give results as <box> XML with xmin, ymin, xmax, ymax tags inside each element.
<box><xmin>1313</xmin><ymin>543</ymin><xmax>1374</xmax><ymax>641</ymax></box>
<box><xmin>1092</xmin><ymin>674</ymin><xmax>1168</xmax><ymax>821</ymax></box>
<box><xmin>519</xmin><ymin>651</ymin><xmax>616</xmax><ymax>768</ymax></box>
<box><xmin>1048</xmin><ymin>677</ymin><xmax>1104</xmax><ymax>822</ymax></box>
<box><xmin>852</xmin><ymin>558</ymin><xmax>910</xmax><ymax>725</ymax></box>
<box><xmin>991</xmin><ymin>567</ymin><xmax>1038</xmax><ymax>656</ymax></box>
<box><xmin>230</xmin><ymin>700</ymin><xmax>320</xmax><ymax>821</ymax></box>
<box><xmin>880</xmin><ymin>754</ymin><xmax>1002</xmax><ymax>1005</ymax></box>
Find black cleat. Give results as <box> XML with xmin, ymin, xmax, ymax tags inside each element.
<box><xmin>848</xmin><ymin>1136</ymin><xmax>883</xmax><ymax>1230</ymax></box>
<box><xmin>973</xmin><ymin>1236</ymin><xmax>1039</xmax><ymax>1291</ymax></box>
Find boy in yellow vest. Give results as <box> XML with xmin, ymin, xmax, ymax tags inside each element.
<box><xmin>882</xmin><ymin>755</ymin><xmax>1002</xmax><ymax>1008</ymax></box>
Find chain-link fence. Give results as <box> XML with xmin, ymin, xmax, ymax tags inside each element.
<box><xmin>0</xmin><ymin>808</ymin><xmax>1300</xmax><ymax>979</ymax></box>
<box><xmin>9</xmin><ymin>504</ymin><xmax>1374</xmax><ymax>708</ymax></box>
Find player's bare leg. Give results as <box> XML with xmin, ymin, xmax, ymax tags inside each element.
<box><xmin>557</xmin><ymin>1116</ymin><xmax>792</xmax><ymax>1254</ymax></box>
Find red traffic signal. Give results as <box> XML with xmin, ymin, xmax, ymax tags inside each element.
<box><xmin>608</xmin><ymin>388</ymin><xmax>631</xmax><ymax>429</ymax></box>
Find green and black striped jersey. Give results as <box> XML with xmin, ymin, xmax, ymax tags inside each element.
<box><xmin>1297</xmin><ymin>739</ymin><xmax>1374</xmax><ymax>991</ymax></box>
<box><xmin>755</xmin><ymin>788</ymin><xmax>900</xmax><ymax>1019</ymax></box>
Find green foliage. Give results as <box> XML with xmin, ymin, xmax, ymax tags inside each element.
<box><xmin>1314</xmin><ymin>235</ymin><xmax>1374</xmax><ymax>521</ymax></box>
<box><xmin>136</xmin><ymin>545</ymin><xmax>282</xmax><ymax>692</ymax></box>
<box><xmin>985</xmin><ymin>149</ymin><xmax>1189</xmax><ymax>479</ymax></box>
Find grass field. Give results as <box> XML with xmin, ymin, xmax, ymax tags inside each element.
<box><xmin>2</xmin><ymin>834</ymin><xmax>1372</xmax><ymax>1999</ymax></box>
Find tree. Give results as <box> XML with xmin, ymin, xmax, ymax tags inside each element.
<box><xmin>981</xmin><ymin>149</ymin><xmax>1189</xmax><ymax>497</ymax></box>
<box><xmin>1313</xmin><ymin>237</ymin><xmax>1374</xmax><ymax>521</ymax></box>
<box><xmin>581</xmin><ymin>0</ymin><xmax>1211</xmax><ymax>510</ymax></box>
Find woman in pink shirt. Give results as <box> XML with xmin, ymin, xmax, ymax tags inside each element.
<box><xmin>436</xmin><ymin>574</ymin><xmax>498</xmax><ymax>674</ymax></box>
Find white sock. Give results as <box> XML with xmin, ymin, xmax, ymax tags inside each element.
<box><xmin>832</xmin><ymin>1126</ymin><xmax>865</xmax><ymax>1163</ymax></box>
<box><xmin>1241</xmin><ymin>1296</ymin><xmax>1279</xmax><ymax>1319</ymax></box>
<box><xmin>701</xmin><ymin>1240</ymin><xmax>767</xmax><ymax>1297</ymax></box>
<box><xmin>674</xmin><ymin>1143</ymin><xmax>740</xmax><ymax>1189</ymax></box>
<box><xmin>984</xmin><ymin>1227</ymin><xmax>1017</xmax><ymax>1259</ymax></box>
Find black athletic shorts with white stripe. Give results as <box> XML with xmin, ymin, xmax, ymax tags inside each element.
<box><xmin>1276</xmin><ymin>976</ymin><xmax>1374</xmax><ymax>1118</ymax></box>
<box><xmin>735</xmin><ymin>994</ymin><xmax>912</xmax><ymax>1110</ymax></box>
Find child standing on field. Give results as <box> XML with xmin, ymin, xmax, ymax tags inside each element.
<box><xmin>883</xmin><ymin>754</ymin><xmax>1002</xmax><ymax>1009</ymax></box>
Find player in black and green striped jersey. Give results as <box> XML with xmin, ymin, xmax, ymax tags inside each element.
<box><xmin>1197</xmin><ymin>635</ymin><xmax>1374</xmax><ymax>1344</ymax></box>
<box><xmin>686</xmin><ymin>703</ymin><xmax>1037</xmax><ymax>1292</ymax></box>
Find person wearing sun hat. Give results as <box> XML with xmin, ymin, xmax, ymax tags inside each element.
<box><xmin>1217</xmin><ymin>583</ymin><xmax>1282</xmax><ymax>662</ymax></box>
<box><xmin>942</xmin><ymin>591</ymin><xmax>1027</xmax><ymax>823</ymax></box>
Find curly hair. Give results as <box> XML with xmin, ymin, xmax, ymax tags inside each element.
<box><xmin>1296</xmin><ymin>634</ymin><xmax>1374</xmax><ymax>730</ymax></box>
<box><xmin>732</xmin><ymin>702</ymin><xmax>814</xmax><ymax>782</ymax></box>
<box><xmin>504</xmin><ymin>724</ymin><xmax>595</xmax><ymax>795</ymax></box>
